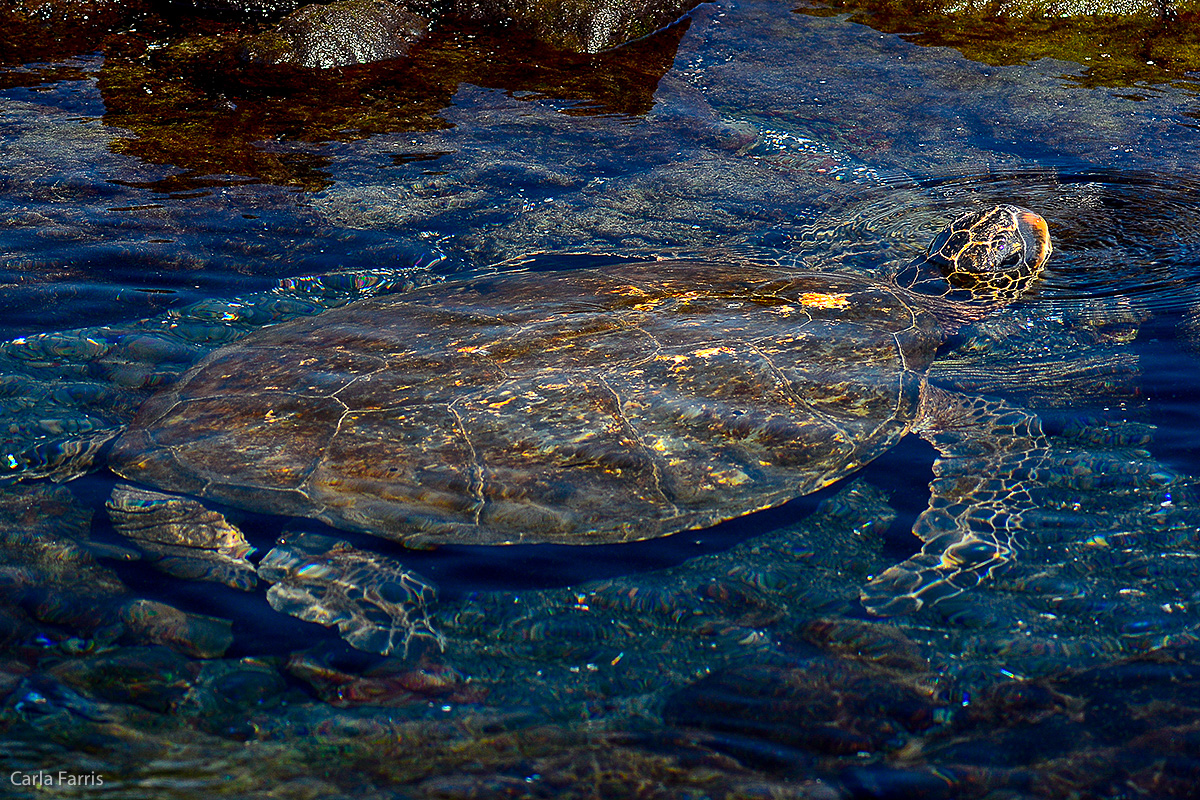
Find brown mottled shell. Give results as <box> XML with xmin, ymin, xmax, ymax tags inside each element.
<box><xmin>110</xmin><ymin>262</ymin><xmax>944</xmax><ymax>546</ymax></box>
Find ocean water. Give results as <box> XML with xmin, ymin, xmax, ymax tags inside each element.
<box><xmin>2</xmin><ymin>1</ymin><xmax>1200</xmax><ymax>796</ymax></box>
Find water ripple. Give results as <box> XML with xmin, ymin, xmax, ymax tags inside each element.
<box><xmin>795</xmin><ymin>166</ymin><xmax>1200</xmax><ymax>319</ymax></box>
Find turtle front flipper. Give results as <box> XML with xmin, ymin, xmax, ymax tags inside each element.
<box><xmin>859</xmin><ymin>384</ymin><xmax>1049</xmax><ymax>616</ymax></box>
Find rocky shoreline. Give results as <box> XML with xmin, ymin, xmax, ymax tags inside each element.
<box><xmin>5</xmin><ymin>0</ymin><xmax>1200</xmax><ymax>70</ymax></box>
<box><xmin>1</xmin><ymin>0</ymin><xmax>704</xmax><ymax>62</ymax></box>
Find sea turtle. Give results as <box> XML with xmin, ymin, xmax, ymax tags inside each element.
<box><xmin>107</xmin><ymin>205</ymin><xmax>1053</xmax><ymax>634</ymax></box>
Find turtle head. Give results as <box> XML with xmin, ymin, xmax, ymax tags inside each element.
<box><xmin>899</xmin><ymin>205</ymin><xmax>1052</xmax><ymax>307</ymax></box>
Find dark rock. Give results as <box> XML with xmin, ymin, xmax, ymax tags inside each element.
<box><xmin>1</xmin><ymin>0</ymin><xmax>145</xmax><ymax>29</ymax></box>
<box><xmin>663</xmin><ymin>657</ymin><xmax>943</xmax><ymax>760</ymax></box>
<box><xmin>841</xmin><ymin>765</ymin><xmax>961</xmax><ymax>800</ymax></box>
<box><xmin>240</xmin><ymin>0</ymin><xmax>430</xmax><ymax>68</ymax></box>
<box><xmin>48</xmin><ymin>646</ymin><xmax>198</xmax><ymax>713</ymax></box>
<box><xmin>120</xmin><ymin>599</ymin><xmax>235</xmax><ymax>659</ymax></box>
<box><xmin>449</xmin><ymin>0</ymin><xmax>703</xmax><ymax>53</ymax></box>
<box><xmin>165</xmin><ymin>0</ymin><xmax>308</xmax><ymax>20</ymax></box>
<box><xmin>0</xmin><ymin>483</ymin><xmax>126</xmax><ymax>649</ymax></box>
<box><xmin>93</xmin><ymin>17</ymin><xmax>684</xmax><ymax>190</ymax></box>
<box><xmin>184</xmin><ymin>658</ymin><xmax>290</xmax><ymax>737</ymax></box>
<box><xmin>0</xmin><ymin>0</ymin><xmax>149</xmax><ymax>64</ymax></box>
<box><xmin>5</xmin><ymin>673</ymin><xmax>115</xmax><ymax>721</ymax></box>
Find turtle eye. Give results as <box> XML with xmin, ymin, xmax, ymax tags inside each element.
<box><xmin>997</xmin><ymin>248</ymin><xmax>1025</xmax><ymax>271</ymax></box>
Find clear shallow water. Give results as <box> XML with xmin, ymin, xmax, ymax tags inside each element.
<box><xmin>3</xmin><ymin>1</ymin><xmax>1200</xmax><ymax>797</ymax></box>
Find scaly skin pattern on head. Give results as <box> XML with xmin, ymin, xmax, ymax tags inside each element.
<box><xmin>898</xmin><ymin>204</ymin><xmax>1053</xmax><ymax>313</ymax></box>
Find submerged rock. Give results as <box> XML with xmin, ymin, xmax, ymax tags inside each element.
<box><xmin>47</xmin><ymin>645</ymin><xmax>199</xmax><ymax>713</ymax></box>
<box><xmin>119</xmin><ymin>599</ymin><xmax>235</xmax><ymax>659</ymax></box>
<box><xmin>284</xmin><ymin>648</ymin><xmax>478</xmax><ymax>706</ymax></box>
<box><xmin>663</xmin><ymin>655</ymin><xmax>942</xmax><ymax>760</ymax></box>
<box><xmin>240</xmin><ymin>0</ymin><xmax>431</xmax><ymax>68</ymax></box>
<box><xmin>0</xmin><ymin>483</ymin><xmax>126</xmax><ymax>650</ymax></box>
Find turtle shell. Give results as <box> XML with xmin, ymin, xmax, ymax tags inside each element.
<box><xmin>109</xmin><ymin>261</ymin><xmax>944</xmax><ymax>546</ymax></box>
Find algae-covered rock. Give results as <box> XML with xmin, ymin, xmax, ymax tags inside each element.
<box><xmin>170</xmin><ymin>0</ymin><xmax>308</xmax><ymax>20</ymax></box>
<box><xmin>807</xmin><ymin>0</ymin><xmax>1200</xmax><ymax>86</ymax></box>
<box><xmin>0</xmin><ymin>0</ymin><xmax>146</xmax><ymax>28</ymax></box>
<box><xmin>0</xmin><ymin>0</ymin><xmax>149</xmax><ymax>64</ymax></box>
<box><xmin>240</xmin><ymin>0</ymin><xmax>430</xmax><ymax>68</ymax></box>
<box><xmin>450</xmin><ymin>0</ymin><xmax>703</xmax><ymax>52</ymax></box>
<box><xmin>826</xmin><ymin>0</ymin><xmax>1200</xmax><ymax>16</ymax></box>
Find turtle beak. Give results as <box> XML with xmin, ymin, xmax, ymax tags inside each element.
<box><xmin>1016</xmin><ymin>209</ymin><xmax>1053</xmax><ymax>272</ymax></box>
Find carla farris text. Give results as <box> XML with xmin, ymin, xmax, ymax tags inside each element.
<box><xmin>11</xmin><ymin>771</ymin><xmax>105</xmax><ymax>787</ymax></box>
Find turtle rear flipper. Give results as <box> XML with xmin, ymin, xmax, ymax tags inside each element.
<box><xmin>259</xmin><ymin>532</ymin><xmax>445</xmax><ymax>656</ymax></box>
<box><xmin>860</xmin><ymin>384</ymin><xmax>1048</xmax><ymax>616</ymax></box>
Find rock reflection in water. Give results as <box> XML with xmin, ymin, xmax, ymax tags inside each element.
<box><xmin>97</xmin><ymin>18</ymin><xmax>689</xmax><ymax>191</ymax></box>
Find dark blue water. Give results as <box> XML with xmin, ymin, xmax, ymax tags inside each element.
<box><xmin>3</xmin><ymin>1</ymin><xmax>1200</xmax><ymax>796</ymax></box>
